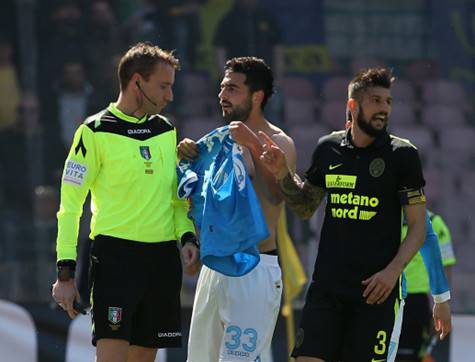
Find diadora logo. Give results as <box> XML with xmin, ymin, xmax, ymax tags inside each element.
<box><xmin>128</xmin><ymin>129</ymin><xmax>151</xmax><ymax>134</ymax></box>
<box><xmin>158</xmin><ymin>332</ymin><xmax>182</xmax><ymax>338</ymax></box>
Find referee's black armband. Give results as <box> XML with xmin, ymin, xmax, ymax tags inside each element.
<box><xmin>399</xmin><ymin>187</ymin><xmax>426</xmax><ymax>205</ymax></box>
<box><xmin>180</xmin><ymin>232</ymin><xmax>199</xmax><ymax>248</ymax></box>
<box><xmin>56</xmin><ymin>259</ymin><xmax>76</xmax><ymax>281</ymax></box>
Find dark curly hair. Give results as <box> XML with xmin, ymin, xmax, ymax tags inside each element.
<box><xmin>224</xmin><ymin>56</ymin><xmax>274</xmax><ymax>109</ymax></box>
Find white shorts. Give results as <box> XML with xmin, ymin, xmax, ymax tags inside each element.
<box><xmin>187</xmin><ymin>254</ymin><xmax>282</xmax><ymax>362</ymax></box>
<box><xmin>388</xmin><ymin>298</ymin><xmax>405</xmax><ymax>362</ymax></box>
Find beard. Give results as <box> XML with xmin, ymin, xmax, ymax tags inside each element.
<box><xmin>356</xmin><ymin>110</ymin><xmax>388</xmax><ymax>138</ymax></box>
<box><xmin>222</xmin><ymin>96</ymin><xmax>252</xmax><ymax>122</ymax></box>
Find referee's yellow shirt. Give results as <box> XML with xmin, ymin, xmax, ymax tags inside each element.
<box><xmin>56</xmin><ymin>103</ymin><xmax>194</xmax><ymax>261</ymax></box>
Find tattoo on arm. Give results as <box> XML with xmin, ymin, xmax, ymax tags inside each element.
<box><xmin>278</xmin><ymin>172</ymin><xmax>325</xmax><ymax>219</ymax></box>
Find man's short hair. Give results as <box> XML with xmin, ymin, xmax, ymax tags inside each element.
<box><xmin>224</xmin><ymin>56</ymin><xmax>274</xmax><ymax>109</ymax></box>
<box><xmin>348</xmin><ymin>68</ymin><xmax>395</xmax><ymax>101</ymax></box>
<box><xmin>118</xmin><ymin>42</ymin><xmax>179</xmax><ymax>90</ymax></box>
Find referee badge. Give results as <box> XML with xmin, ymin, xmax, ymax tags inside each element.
<box><xmin>369</xmin><ymin>158</ymin><xmax>385</xmax><ymax>178</ymax></box>
<box><xmin>140</xmin><ymin>146</ymin><xmax>152</xmax><ymax>160</ymax></box>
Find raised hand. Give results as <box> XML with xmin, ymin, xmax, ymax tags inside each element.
<box><xmin>258</xmin><ymin>131</ymin><xmax>289</xmax><ymax>180</ymax></box>
<box><xmin>229</xmin><ymin>121</ymin><xmax>259</xmax><ymax>150</ymax></box>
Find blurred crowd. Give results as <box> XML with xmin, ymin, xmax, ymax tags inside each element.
<box><xmin>0</xmin><ymin>0</ymin><xmax>474</xmax><ymax>311</ymax></box>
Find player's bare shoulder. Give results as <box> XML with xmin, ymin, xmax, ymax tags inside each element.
<box><xmin>266</xmin><ymin>123</ymin><xmax>296</xmax><ymax>153</ymax></box>
<box><xmin>265</xmin><ymin>123</ymin><xmax>297</xmax><ymax>170</ymax></box>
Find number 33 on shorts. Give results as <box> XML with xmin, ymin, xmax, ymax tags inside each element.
<box><xmin>224</xmin><ymin>324</ymin><xmax>259</xmax><ymax>359</ymax></box>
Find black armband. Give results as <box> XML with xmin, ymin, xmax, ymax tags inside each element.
<box><xmin>180</xmin><ymin>232</ymin><xmax>199</xmax><ymax>248</ymax></box>
<box><xmin>399</xmin><ymin>187</ymin><xmax>426</xmax><ymax>205</ymax></box>
<box><xmin>56</xmin><ymin>259</ymin><xmax>76</xmax><ymax>281</ymax></box>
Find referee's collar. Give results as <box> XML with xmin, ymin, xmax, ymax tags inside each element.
<box><xmin>341</xmin><ymin>128</ymin><xmax>390</xmax><ymax>150</ymax></box>
<box><xmin>108</xmin><ymin>103</ymin><xmax>148</xmax><ymax>124</ymax></box>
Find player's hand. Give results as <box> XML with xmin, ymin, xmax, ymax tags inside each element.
<box><xmin>181</xmin><ymin>243</ymin><xmax>200</xmax><ymax>276</ymax></box>
<box><xmin>229</xmin><ymin>121</ymin><xmax>259</xmax><ymax>150</ymax></box>
<box><xmin>52</xmin><ymin>279</ymin><xmax>80</xmax><ymax>319</ymax></box>
<box><xmin>362</xmin><ymin>265</ymin><xmax>400</xmax><ymax>304</ymax></box>
<box><xmin>433</xmin><ymin>301</ymin><xmax>452</xmax><ymax>340</ymax></box>
<box><xmin>258</xmin><ymin>131</ymin><xmax>289</xmax><ymax>180</ymax></box>
<box><xmin>177</xmin><ymin>138</ymin><xmax>198</xmax><ymax>161</ymax></box>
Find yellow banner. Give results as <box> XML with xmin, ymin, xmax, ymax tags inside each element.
<box><xmin>283</xmin><ymin>45</ymin><xmax>331</xmax><ymax>73</ymax></box>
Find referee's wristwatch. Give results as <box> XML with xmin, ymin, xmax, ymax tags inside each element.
<box><xmin>181</xmin><ymin>232</ymin><xmax>199</xmax><ymax>248</ymax></box>
<box><xmin>56</xmin><ymin>260</ymin><xmax>76</xmax><ymax>281</ymax></box>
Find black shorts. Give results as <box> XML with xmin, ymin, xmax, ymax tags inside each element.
<box><xmin>397</xmin><ymin>293</ymin><xmax>431</xmax><ymax>360</ymax></box>
<box><xmin>292</xmin><ymin>281</ymin><xmax>403</xmax><ymax>362</ymax></box>
<box><xmin>90</xmin><ymin>235</ymin><xmax>182</xmax><ymax>348</ymax></box>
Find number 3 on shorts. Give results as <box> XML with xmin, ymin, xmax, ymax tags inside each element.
<box><xmin>373</xmin><ymin>330</ymin><xmax>387</xmax><ymax>355</ymax></box>
<box><xmin>225</xmin><ymin>325</ymin><xmax>258</xmax><ymax>352</ymax></box>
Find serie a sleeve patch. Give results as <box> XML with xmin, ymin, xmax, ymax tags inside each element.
<box><xmin>63</xmin><ymin>160</ymin><xmax>88</xmax><ymax>186</ymax></box>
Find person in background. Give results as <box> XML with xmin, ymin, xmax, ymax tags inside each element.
<box><xmin>397</xmin><ymin>211</ymin><xmax>456</xmax><ymax>362</ymax></box>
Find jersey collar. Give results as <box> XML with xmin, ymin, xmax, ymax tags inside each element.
<box><xmin>342</xmin><ymin>128</ymin><xmax>390</xmax><ymax>150</ymax></box>
<box><xmin>107</xmin><ymin>103</ymin><xmax>148</xmax><ymax>124</ymax></box>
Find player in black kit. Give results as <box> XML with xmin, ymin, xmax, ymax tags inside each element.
<box><xmin>259</xmin><ymin>68</ymin><xmax>427</xmax><ymax>362</ymax></box>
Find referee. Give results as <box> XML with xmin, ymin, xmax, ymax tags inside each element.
<box><xmin>260</xmin><ymin>68</ymin><xmax>427</xmax><ymax>362</ymax></box>
<box><xmin>51</xmin><ymin>43</ymin><xmax>199</xmax><ymax>362</ymax></box>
